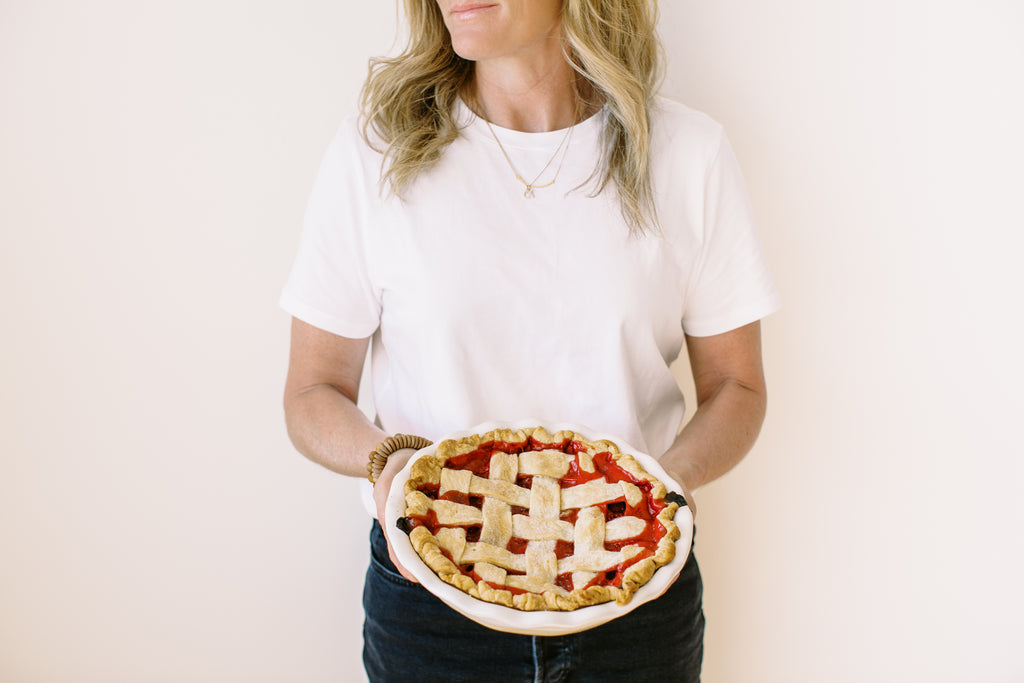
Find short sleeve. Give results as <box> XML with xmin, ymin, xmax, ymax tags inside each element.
<box><xmin>681</xmin><ymin>130</ymin><xmax>781</xmax><ymax>337</ymax></box>
<box><xmin>279</xmin><ymin>121</ymin><xmax>382</xmax><ymax>338</ymax></box>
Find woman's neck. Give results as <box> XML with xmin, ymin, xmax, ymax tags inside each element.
<box><xmin>468</xmin><ymin>57</ymin><xmax>593</xmax><ymax>133</ymax></box>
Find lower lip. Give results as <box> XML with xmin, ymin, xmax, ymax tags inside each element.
<box><xmin>451</xmin><ymin>4</ymin><xmax>497</xmax><ymax>20</ymax></box>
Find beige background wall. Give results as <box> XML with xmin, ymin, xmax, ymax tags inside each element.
<box><xmin>2</xmin><ymin>1</ymin><xmax>1021</xmax><ymax>681</ymax></box>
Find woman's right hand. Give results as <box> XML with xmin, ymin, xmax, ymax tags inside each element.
<box><xmin>371</xmin><ymin>447</ymin><xmax>421</xmax><ymax>583</ymax></box>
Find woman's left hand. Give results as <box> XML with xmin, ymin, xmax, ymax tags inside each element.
<box><xmin>371</xmin><ymin>448</ymin><xmax>421</xmax><ymax>583</ymax></box>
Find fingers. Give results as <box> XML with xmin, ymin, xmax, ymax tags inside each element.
<box><xmin>372</xmin><ymin>448</ymin><xmax>421</xmax><ymax>583</ymax></box>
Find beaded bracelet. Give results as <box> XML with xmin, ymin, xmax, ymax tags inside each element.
<box><xmin>366</xmin><ymin>433</ymin><xmax>433</xmax><ymax>484</ymax></box>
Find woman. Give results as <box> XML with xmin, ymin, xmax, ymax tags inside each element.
<box><xmin>281</xmin><ymin>0</ymin><xmax>779</xmax><ymax>680</ymax></box>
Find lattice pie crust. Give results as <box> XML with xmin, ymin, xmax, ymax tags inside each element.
<box><xmin>400</xmin><ymin>427</ymin><xmax>683</xmax><ymax>611</ymax></box>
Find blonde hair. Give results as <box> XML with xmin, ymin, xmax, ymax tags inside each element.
<box><xmin>360</xmin><ymin>0</ymin><xmax>663</xmax><ymax>234</ymax></box>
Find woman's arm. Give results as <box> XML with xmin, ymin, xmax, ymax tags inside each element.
<box><xmin>660</xmin><ymin>321</ymin><xmax>768</xmax><ymax>515</ymax></box>
<box><xmin>283</xmin><ymin>318</ymin><xmax>386</xmax><ymax>478</ymax></box>
<box><xmin>283</xmin><ymin>318</ymin><xmax>420</xmax><ymax>580</ymax></box>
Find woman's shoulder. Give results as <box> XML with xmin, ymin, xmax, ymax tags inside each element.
<box><xmin>649</xmin><ymin>96</ymin><xmax>728</xmax><ymax>168</ymax></box>
<box><xmin>307</xmin><ymin>112</ymin><xmax>388</xmax><ymax>192</ymax></box>
<box><xmin>651</xmin><ymin>96</ymin><xmax>723</xmax><ymax>134</ymax></box>
<box><xmin>324</xmin><ymin>112</ymin><xmax>385</xmax><ymax>160</ymax></box>
<box><xmin>300</xmin><ymin>112</ymin><xmax>389</xmax><ymax>212</ymax></box>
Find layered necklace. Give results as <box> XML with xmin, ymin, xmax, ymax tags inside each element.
<box><xmin>480</xmin><ymin>103</ymin><xmax>578</xmax><ymax>199</ymax></box>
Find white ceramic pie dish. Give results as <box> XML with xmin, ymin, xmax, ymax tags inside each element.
<box><xmin>382</xmin><ymin>419</ymin><xmax>694</xmax><ymax>636</ymax></box>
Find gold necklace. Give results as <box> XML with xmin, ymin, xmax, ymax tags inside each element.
<box><xmin>481</xmin><ymin>113</ymin><xmax>576</xmax><ymax>199</ymax></box>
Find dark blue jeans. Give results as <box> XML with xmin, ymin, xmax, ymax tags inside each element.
<box><xmin>363</xmin><ymin>521</ymin><xmax>704</xmax><ymax>682</ymax></box>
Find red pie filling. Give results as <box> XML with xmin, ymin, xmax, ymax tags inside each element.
<box><xmin>405</xmin><ymin>438</ymin><xmax>670</xmax><ymax>595</ymax></box>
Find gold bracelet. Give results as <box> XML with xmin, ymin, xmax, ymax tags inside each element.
<box><xmin>366</xmin><ymin>433</ymin><xmax>433</xmax><ymax>484</ymax></box>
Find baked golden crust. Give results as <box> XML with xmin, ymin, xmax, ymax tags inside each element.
<box><xmin>401</xmin><ymin>426</ymin><xmax>683</xmax><ymax>611</ymax></box>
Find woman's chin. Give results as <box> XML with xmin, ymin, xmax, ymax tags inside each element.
<box><xmin>450</xmin><ymin>38</ymin><xmax>492</xmax><ymax>62</ymax></box>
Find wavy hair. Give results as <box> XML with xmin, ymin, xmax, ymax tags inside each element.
<box><xmin>360</xmin><ymin>0</ymin><xmax>663</xmax><ymax>234</ymax></box>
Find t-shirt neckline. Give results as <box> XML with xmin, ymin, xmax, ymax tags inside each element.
<box><xmin>456</xmin><ymin>98</ymin><xmax>606</xmax><ymax>151</ymax></box>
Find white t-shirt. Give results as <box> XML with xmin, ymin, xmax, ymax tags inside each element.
<box><xmin>281</xmin><ymin>97</ymin><xmax>779</xmax><ymax>466</ymax></box>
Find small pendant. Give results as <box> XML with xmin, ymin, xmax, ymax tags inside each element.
<box><xmin>523</xmin><ymin>185</ymin><xmax>535</xmax><ymax>199</ymax></box>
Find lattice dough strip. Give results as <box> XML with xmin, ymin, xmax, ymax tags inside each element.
<box><xmin>559</xmin><ymin>545</ymin><xmax>643</xmax><ymax>574</ymax></box>
<box><xmin>528</xmin><ymin>476</ymin><xmax>561</xmax><ymax>520</ymax></box>
<box><xmin>435</xmin><ymin>527</ymin><xmax>467</xmax><ymax>563</ymax></box>
<box><xmin>577</xmin><ymin>451</ymin><xmax>595</xmax><ymax>473</ymax></box>
<box><xmin>512</xmin><ymin>514</ymin><xmax>574</xmax><ymax>542</ymax></box>
<box><xmin>517</xmin><ymin>450</ymin><xmax>572</xmax><ymax>478</ymax></box>
<box><xmin>489</xmin><ymin>451</ymin><xmax>519</xmax><ymax>482</ymax></box>
<box><xmin>560</xmin><ymin>480</ymin><xmax>642</xmax><ymax>510</ymax></box>
<box><xmin>519</xmin><ymin>477</ymin><xmax>562</xmax><ymax>592</ymax></box>
<box><xmin>439</xmin><ymin>467</ymin><xmax>472</xmax><ymax>496</ymax></box>
<box><xmin>480</xmin><ymin>497</ymin><xmax>513</xmax><ymax>547</ymax></box>
<box><xmin>461</xmin><ymin>542</ymin><xmax>528</xmax><ymax>573</ymax></box>
<box><xmin>573</xmin><ymin>506</ymin><xmax>605</xmax><ymax>555</ymax></box>
<box><xmin>433</xmin><ymin>500</ymin><xmax>483</xmax><ymax>525</ymax></box>
<box><xmin>473</xmin><ymin>562</ymin><xmax>507</xmax><ymax>585</ymax></box>
<box><xmin>467</xmin><ymin>477</ymin><xmax>531</xmax><ymax>508</ymax></box>
<box><xmin>572</xmin><ymin>570</ymin><xmax>598</xmax><ymax>591</ymax></box>
<box><xmin>525</xmin><ymin>539</ymin><xmax>558</xmax><ymax>585</ymax></box>
<box><xmin>605</xmin><ymin>516</ymin><xmax>647</xmax><ymax>541</ymax></box>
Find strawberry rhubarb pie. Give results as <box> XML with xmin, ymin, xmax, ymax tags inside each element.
<box><xmin>398</xmin><ymin>426</ymin><xmax>686</xmax><ymax>611</ymax></box>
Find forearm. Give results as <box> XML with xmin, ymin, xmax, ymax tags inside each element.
<box><xmin>660</xmin><ymin>379</ymin><xmax>767</xmax><ymax>493</ymax></box>
<box><xmin>284</xmin><ymin>384</ymin><xmax>387</xmax><ymax>478</ymax></box>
